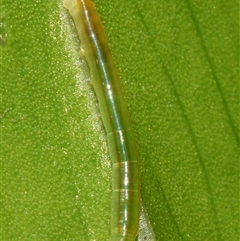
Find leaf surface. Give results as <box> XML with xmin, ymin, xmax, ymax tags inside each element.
<box><xmin>1</xmin><ymin>0</ymin><xmax>239</xmax><ymax>240</ymax></box>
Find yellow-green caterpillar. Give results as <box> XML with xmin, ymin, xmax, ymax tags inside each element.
<box><xmin>63</xmin><ymin>1</ymin><xmax>155</xmax><ymax>240</ymax></box>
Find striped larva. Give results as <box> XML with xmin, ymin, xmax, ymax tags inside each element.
<box><xmin>63</xmin><ymin>1</ymin><xmax>155</xmax><ymax>240</ymax></box>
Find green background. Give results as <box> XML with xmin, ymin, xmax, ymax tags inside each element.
<box><xmin>1</xmin><ymin>0</ymin><xmax>239</xmax><ymax>240</ymax></box>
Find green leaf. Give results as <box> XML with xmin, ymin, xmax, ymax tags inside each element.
<box><xmin>1</xmin><ymin>0</ymin><xmax>239</xmax><ymax>240</ymax></box>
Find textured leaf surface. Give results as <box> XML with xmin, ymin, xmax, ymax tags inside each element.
<box><xmin>1</xmin><ymin>0</ymin><xmax>239</xmax><ymax>240</ymax></box>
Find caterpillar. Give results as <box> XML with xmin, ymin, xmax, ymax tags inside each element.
<box><xmin>63</xmin><ymin>1</ymin><xmax>155</xmax><ymax>240</ymax></box>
